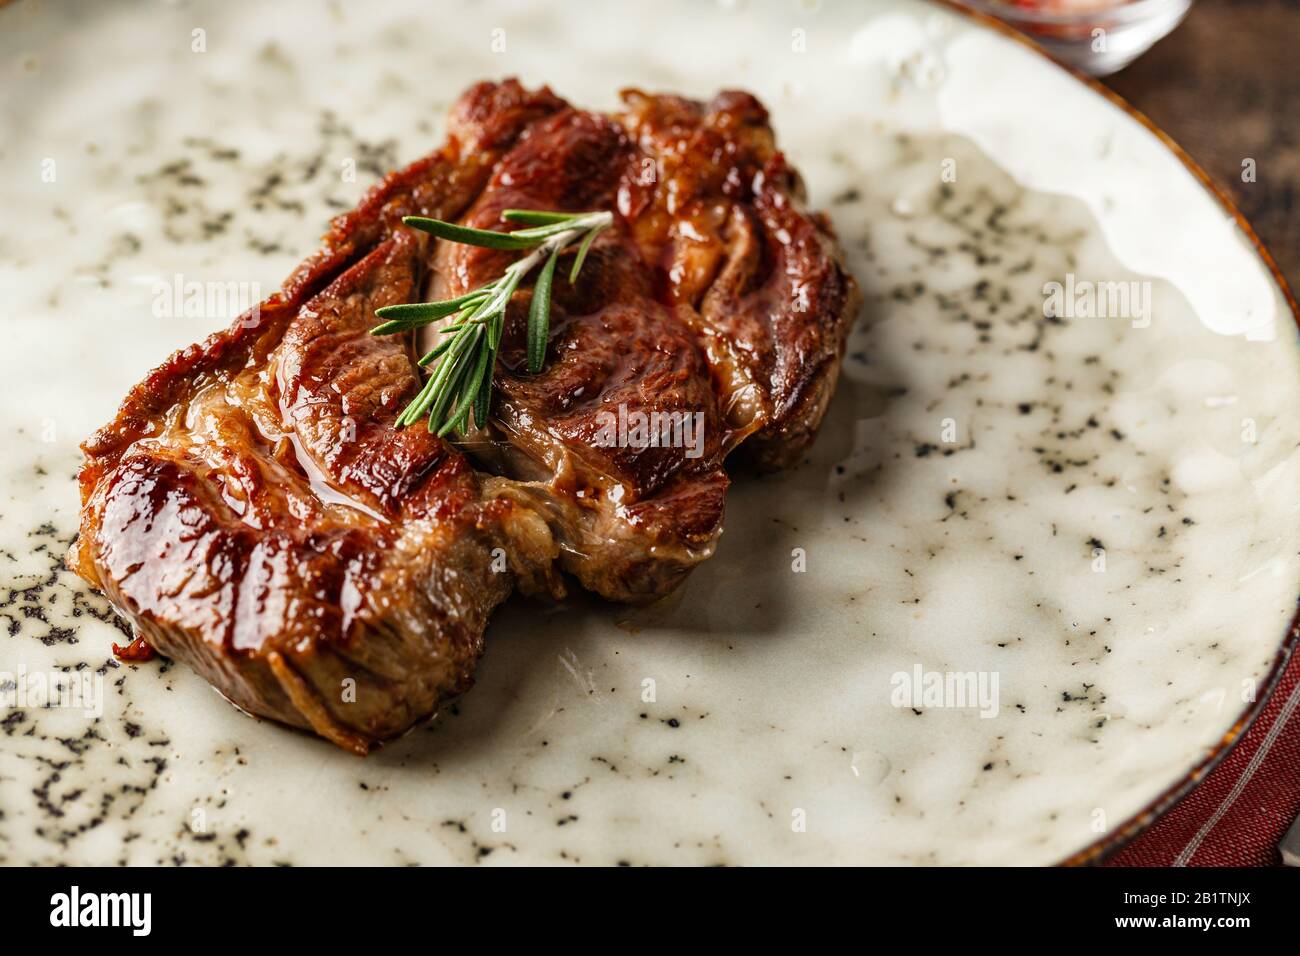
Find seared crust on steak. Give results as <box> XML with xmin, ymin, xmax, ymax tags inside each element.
<box><xmin>71</xmin><ymin>80</ymin><xmax>858</xmax><ymax>753</ymax></box>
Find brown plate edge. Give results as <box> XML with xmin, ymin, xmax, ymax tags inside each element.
<box><xmin>930</xmin><ymin>0</ymin><xmax>1300</xmax><ymax>867</ymax></box>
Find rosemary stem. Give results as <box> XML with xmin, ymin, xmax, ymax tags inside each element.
<box><xmin>374</xmin><ymin>208</ymin><xmax>613</xmax><ymax>436</ymax></box>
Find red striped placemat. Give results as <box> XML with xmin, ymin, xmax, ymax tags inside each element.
<box><xmin>1105</xmin><ymin>634</ymin><xmax>1300</xmax><ymax>866</ymax></box>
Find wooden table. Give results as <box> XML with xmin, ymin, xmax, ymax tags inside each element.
<box><xmin>1104</xmin><ymin>0</ymin><xmax>1298</xmax><ymax>289</ymax></box>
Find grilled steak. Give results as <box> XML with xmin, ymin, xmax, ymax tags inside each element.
<box><xmin>70</xmin><ymin>80</ymin><xmax>858</xmax><ymax>753</ymax></box>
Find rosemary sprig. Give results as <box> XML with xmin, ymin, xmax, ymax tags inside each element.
<box><xmin>371</xmin><ymin>208</ymin><xmax>612</xmax><ymax>436</ymax></box>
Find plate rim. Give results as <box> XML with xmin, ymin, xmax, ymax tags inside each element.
<box><xmin>934</xmin><ymin>0</ymin><xmax>1300</xmax><ymax>867</ymax></box>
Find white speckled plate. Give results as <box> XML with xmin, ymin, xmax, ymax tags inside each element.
<box><xmin>1</xmin><ymin>0</ymin><xmax>1297</xmax><ymax>866</ymax></box>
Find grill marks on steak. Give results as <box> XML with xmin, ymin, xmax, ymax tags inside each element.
<box><xmin>427</xmin><ymin>105</ymin><xmax>732</xmax><ymax>601</ymax></box>
<box><xmin>617</xmin><ymin>89</ymin><xmax>857</xmax><ymax>469</ymax></box>
<box><xmin>71</xmin><ymin>80</ymin><xmax>858</xmax><ymax>753</ymax></box>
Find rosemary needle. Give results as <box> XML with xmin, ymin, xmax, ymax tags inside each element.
<box><xmin>371</xmin><ymin>208</ymin><xmax>612</xmax><ymax>436</ymax></box>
